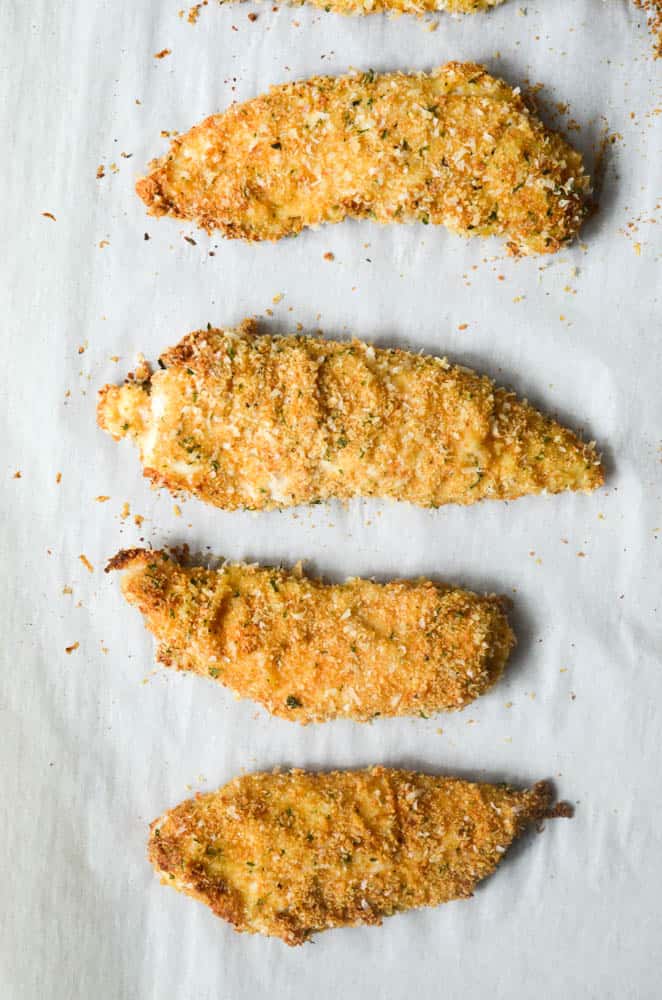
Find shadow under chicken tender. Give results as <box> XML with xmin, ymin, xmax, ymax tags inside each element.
<box><xmin>97</xmin><ymin>321</ymin><xmax>603</xmax><ymax>512</ymax></box>
<box><xmin>107</xmin><ymin>548</ymin><xmax>515</xmax><ymax>722</ymax></box>
<box><xmin>136</xmin><ymin>63</ymin><xmax>590</xmax><ymax>256</ymax></box>
<box><xmin>148</xmin><ymin>767</ymin><xmax>570</xmax><ymax>945</ymax></box>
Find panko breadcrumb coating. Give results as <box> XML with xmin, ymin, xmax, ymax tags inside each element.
<box><xmin>136</xmin><ymin>63</ymin><xmax>590</xmax><ymax>256</ymax></box>
<box><xmin>149</xmin><ymin>768</ymin><xmax>570</xmax><ymax>944</ymax></box>
<box><xmin>634</xmin><ymin>0</ymin><xmax>662</xmax><ymax>55</ymax></box>
<box><xmin>107</xmin><ymin>548</ymin><xmax>514</xmax><ymax>722</ymax></box>
<box><xmin>245</xmin><ymin>0</ymin><xmax>505</xmax><ymax>12</ymax></box>
<box><xmin>97</xmin><ymin>321</ymin><xmax>603</xmax><ymax>512</ymax></box>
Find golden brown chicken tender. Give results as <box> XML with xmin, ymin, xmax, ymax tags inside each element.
<box><xmin>97</xmin><ymin>321</ymin><xmax>603</xmax><ymax>512</ymax></box>
<box><xmin>136</xmin><ymin>63</ymin><xmax>590</xmax><ymax>256</ymax></box>
<box><xmin>107</xmin><ymin>548</ymin><xmax>514</xmax><ymax>722</ymax></box>
<box><xmin>243</xmin><ymin>0</ymin><xmax>504</xmax><ymax>13</ymax></box>
<box><xmin>149</xmin><ymin>768</ymin><xmax>569</xmax><ymax>944</ymax></box>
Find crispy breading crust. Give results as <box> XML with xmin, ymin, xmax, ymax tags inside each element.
<box><xmin>107</xmin><ymin>547</ymin><xmax>515</xmax><ymax>722</ymax></box>
<box><xmin>149</xmin><ymin>768</ymin><xmax>569</xmax><ymax>944</ymax></box>
<box><xmin>97</xmin><ymin>321</ymin><xmax>603</xmax><ymax>512</ymax></box>
<box><xmin>634</xmin><ymin>0</ymin><xmax>662</xmax><ymax>55</ymax></box>
<box><xmin>284</xmin><ymin>0</ymin><xmax>505</xmax><ymax>11</ymax></box>
<box><xmin>136</xmin><ymin>63</ymin><xmax>590</xmax><ymax>256</ymax></box>
<box><xmin>241</xmin><ymin>0</ymin><xmax>504</xmax><ymax>12</ymax></box>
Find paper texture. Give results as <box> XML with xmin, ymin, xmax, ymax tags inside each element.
<box><xmin>2</xmin><ymin>1</ymin><xmax>661</xmax><ymax>997</ymax></box>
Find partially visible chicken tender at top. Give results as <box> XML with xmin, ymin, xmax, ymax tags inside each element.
<box><xmin>149</xmin><ymin>768</ymin><xmax>570</xmax><ymax>945</ymax></box>
<box><xmin>244</xmin><ymin>0</ymin><xmax>505</xmax><ymax>12</ymax></box>
<box><xmin>634</xmin><ymin>0</ymin><xmax>662</xmax><ymax>55</ymax></box>
<box><xmin>97</xmin><ymin>321</ymin><xmax>604</xmax><ymax>513</ymax></box>
<box><xmin>107</xmin><ymin>547</ymin><xmax>515</xmax><ymax>723</ymax></box>
<box><xmin>136</xmin><ymin>63</ymin><xmax>590</xmax><ymax>256</ymax></box>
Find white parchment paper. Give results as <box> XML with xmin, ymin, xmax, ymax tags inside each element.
<box><xmin>2</xmin><ymin>1</ymin><xmax>661</xmax><ymax>997</ymax></box>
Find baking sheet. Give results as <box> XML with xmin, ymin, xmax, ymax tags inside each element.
<box><xmin>2</xmin><ymin>0</ymin><xmax>661</xmax><ymax>997</ymax></box>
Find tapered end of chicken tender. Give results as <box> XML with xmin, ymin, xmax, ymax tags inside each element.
<box><xmin>147</xmin><ymin>768</ymin><xmax>570</xmax><ymax>944</ymax></box>
<box><xmin>135</xmin><ymin>63</ymin><xmax>590</xmax><ymax>255</ymax></box>
<box><xmin>97</xmin><ymin>323</ymin><xmax>603</xmax><ymax>512</ymax></box>
<box><xmin>107</xmin><ymin>547</ymin><xmax>515</xmax><ymax>721</ymax></box>
<box><xmin>489</xmin><ymin>388</ymin><xmax>604</xmax><ymax>497</ymax></box>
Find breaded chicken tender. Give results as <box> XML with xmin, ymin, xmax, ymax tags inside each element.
<box><xmin>136</xmin><ymin>63</ymin><xmax>590</xmax><ymax>256</ymax></box>
<box><xmin>107</xmin><ymin>548</ymin><xmax>514</xmax><ymax>722</ymax></box>
<box><xmin>149</xmin><ymin>768</ymin><xmax>569</xmax><ymax>944</ymax></box>
<box><xmin>97</xmin><ymin>321</ymin><xmax>603</xmax><ymax>512</ymax></box>
<box><xmin>238</xmin><ymin>0</ymin><xmax>505</xmax><ymax>13</ymax></box>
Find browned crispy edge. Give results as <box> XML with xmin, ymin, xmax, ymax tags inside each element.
<box><xmin>105</xmin><ymin>546</ymin><xmax>191</xmax><ymax>573</ymax></box>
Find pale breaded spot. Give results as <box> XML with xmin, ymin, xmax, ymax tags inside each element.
<box><xmin>136</xmin><ymin>63</ymin><xmax>590</xmax><ymax>256</ymax></box>
<box><xmin>149</xmin><ymin>768</ymin><xmax>569</xmax><ymax>944</ymax></box>
<box><xmin>107</xmin><ymin>548</ymin><xmax>515</xmax><ymax>722</ymax></box>
<box><xmin>97</xmin><ymin>321</ymin><xmax>603</xmax><ymax>512</ymax></box>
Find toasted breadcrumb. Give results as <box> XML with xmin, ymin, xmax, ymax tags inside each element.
<box><xmin>274</xmin><ymin>0</ymin><xmax>499</xmax><ymax>9</ymax></box>
<box><xmin>634</xmin><ymin>0</ymin><xmax>662</xmax><ymax>55</ymax></box>
<box><xmin>97</xmin><ymin>321</ymin><xmax>603</xmax><ymax>512</ymax></box>
<box><xmin>237</xmin><ymin>0</ymin><xmax>501</xmax><ymax>10</ymax></box>
<box><xmin>149</xmin><ymin>767</ymin><xmax>568</xmax><ymax>944</ymax></box>
<box><xmin>136</xmin><ymin>63</ymin><xmax>590</xmax><ymax>256</ymax></box>
<box><xmin>188</xmin><ymin>0</ymin><xmax>500</xmax><ymax>14</ymax></box>
<box><xmin>107</xmin><ymin>548</ymin><xmax>514</xmax><ymax>722</ymax></box>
